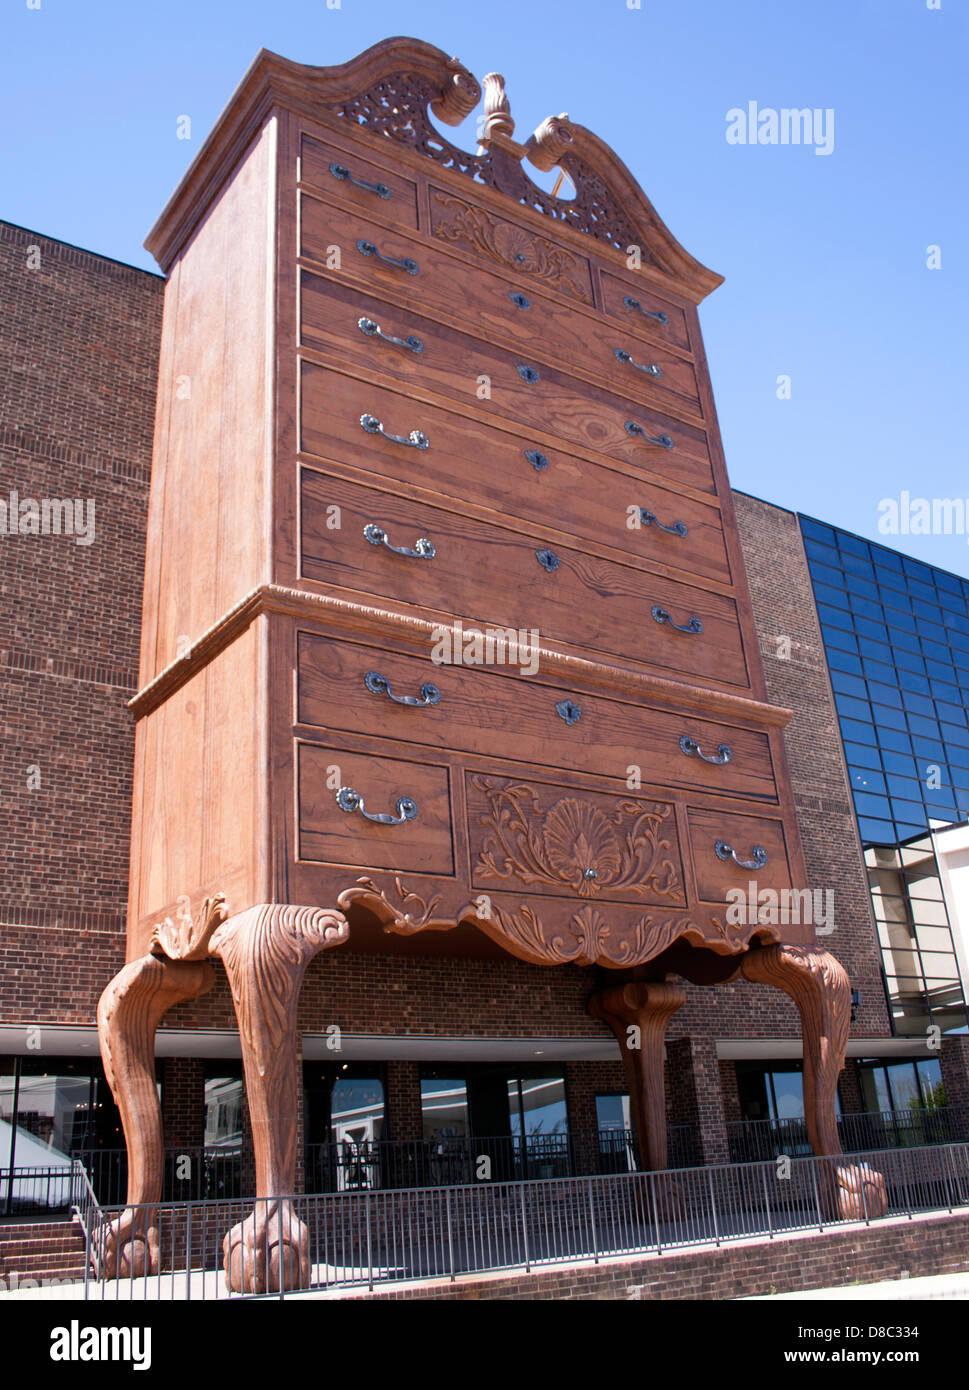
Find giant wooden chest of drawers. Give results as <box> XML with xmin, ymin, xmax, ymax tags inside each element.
<box><xmin>97</xmin><ymin>39</ymin><xmax>853</xmax><ymax>1291</ymax></box>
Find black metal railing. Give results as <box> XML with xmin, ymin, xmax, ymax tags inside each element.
<box><xmin>77</xmin><ymin>1140</ymin><xmax>969</xmax><ymax>1300</ymax></box>
<box><xmin>726</xmin><ymin>1106</ymin><xmax>968</xmax><ymax>1163</ymax></box>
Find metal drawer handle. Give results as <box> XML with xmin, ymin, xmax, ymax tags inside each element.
<box><xmin>364</xmin><ymin>523</ymin><xmax>435</xmax><ymax>559</ymax></box>
<box><xmin>365</xmin><ymin>671</ymin><xmax>441</xmax><ymax>707</ymax></box>
<box><xmin>536</xmin><ymin>548</ymin><xmax>560</xmax><ymax>572</ymax></box>
<box><xmin>356</xmin><ymin>239</ymin><xmax>419</xmax><ymax>275</ymax></box>
<box><xmin>622</xmin><ymin>295</ymin><xmax>670</xmax><ymax>326</ymax></box>
<box><xmin>517</xmin><ymin>364</ymin><xmax>540</xmax><ymax>383</ymax></box>
<box><xmin>329</xmin><ymin>162</ymin><xmax>391</xmax><ymax>200</ymax></box>
<box><xmin>615</xmin><ymin>348</ymin><xmax>662</xmax><ymax>378</ymax></box>
<box><xmin>652</xmin><ymin>605</ymin><xmax>702</xmax><ymax>635</ymax></box>
<box><xmin>510</xmin><ymin>292</ymin><xmax>531</xmax><ymax>309</ymax></box>
<box><xmin>715</xmin><ymin>839</ymin><xmax>767</xmax><ymax>870</ymax></box>
<box><xmin>358</xmin><ymin>317</ymin><xmax>424</xmax><ymax>354</ymax></box>
<box><xmin>337</xmin><ymin>786</ymin><xmax>418</xmax><ymax>825</ymax></box>
<box><xmin>640</xmin><ymin>508</ymin><xmax>687</xmax><ymax>538</ymax></box>
<box><xmin>555</xmin><ymin>700</ymin><xmax>581</xmax><ymax>725</ymax></box>
<box><xmin>626</xmin><ymin>420</ymin><xmax>674</xmax><ymax>450</ymax></box>
<box><xmin>525</xmin><ymin>449</ymin><xmax>549</xmax><ymax>471</ymax></box>
<box><xmin>360</xmin><ymin>413</ymin><xmax>428</xmax><ymax>450</ymax></box>
<box><xmin>680</xmin><ymin>734</ymin><xmax>732</xmax><ymax>765</ymax></box>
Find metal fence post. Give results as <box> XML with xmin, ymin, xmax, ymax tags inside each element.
<box><xmin>519</xmin><ymin>1182</ymin><xmax>530</xmax><ymax>1273</ymax></box>
<box><xmin>587</xmin><ymin>1177</ymin><xmax>599</xmax><ymax>1264</ymax></box>
<box><xmin>366</xmin><ymin>1191</ymin><xmax>374</xmax><ymax>1292</ymax></box>
<box><xmin>446</xmin><ymin>1187</ymin><xmax>455</xmax><ymax>1282</ymax></box>
<box><xmin>809</xmin><ymin>1158</ymin><xmax>824</xmax><ymax>1233</ymax></box>
<box><xmin>761</xmin><ymin>1165</ymin><xmax>773</xmax><ymax>1239</ymax></box>
<box><xmin>707</xmin><ymin>1167</ymin><xmax>720</xmax><ymax>1247</ymax></box>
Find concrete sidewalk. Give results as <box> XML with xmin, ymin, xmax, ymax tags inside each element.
<box><xmin>742</xmin><ymin>1271</ymin><xmax>969</xmax><ymax>1300</ymax></box>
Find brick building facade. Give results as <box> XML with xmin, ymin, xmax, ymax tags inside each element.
<box><xmin>1</xmin><ymin>218</ymin><xmax>965</xmax><ymax>1185</ymax></box>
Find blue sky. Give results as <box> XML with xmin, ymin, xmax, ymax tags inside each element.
<box><xmin>2</xmin><ymin>0</ymin><xmax>967</xmax><ymax>578</ymax></box>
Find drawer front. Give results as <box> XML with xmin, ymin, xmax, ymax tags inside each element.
<box><xmin>300</xmin><ymin>470</ymin><xmax>751</xmax><ymax>688</ymax></box>
<box><xmin>299</xmin><ymin>194</ymin><xmax>703</xmax><ymax>402</ymax></box>
<box><xmin>300</xmin><ymin>362</ymin><xmax>728</xmax><ymax>579</ymax></box>
<box><xmin>428</xmin><ymin>186</ymin><xmax>595</xmax><ymax>305</ymax></box>
<box><xmin>299</xmin><ymin>134</ymin><xmax>419</xmax><ymax>228</ymax></box>
<box><xmin>301</xmin><ymin>270</ymin><xmax>703</xmax><ymax>429</ymax></box>
<box><xmin>297</xmin><ymin>742</ymin><xmax>453</xmax><ymax>873</ymax></box>
<box><xmin>296</xmin><ymin>632</ymin><xmax>777</xmax><ymax>801</ymax></box>
<box><xmin>599</xmin><ymin>270</ymin><xmax>692</xmax><ymax>353</ymax></box>
<box><xmin>466</xmin><ymin>772</ymin><xmax>687</xmax><ymax>906</ymax></box>
<box><xmin>301</xmin><ymin>356</ymin><xmax>714</xmax><ymax>506</ymax></box>
<box><xmin>687</xmin><ymin>806</ymin><xmax>794</xmax><ymax>901</ymax></box>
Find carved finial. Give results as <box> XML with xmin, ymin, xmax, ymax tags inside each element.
<box><xmin>482</xmin><ymin>72</ymin><xmax>515</xmax><ymax>141</ymax></box>
<box><xmin>526</xmin><ymin>112</ymin><xmax>574</xmax><ymax>172</ymax></box>
<box><xmin>430</xmin><ymin>57</ymin><xmax>481</xmax><ymax>126</ymax></box>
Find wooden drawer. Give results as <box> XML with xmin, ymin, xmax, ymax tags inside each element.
<box><xmin>296</xmin><ymin>632</ymin><xmax>777</xmax><ymax>801</ymax></box>
<box><xmin>466</xmin><ymin>771</ymin><xmax>687</xmax><ymax>907</ymax></box>
<box><xmin>687</xmin><ymin>806</ymin><xmax>794</xmax><ymax>901</ymax></box>
<box><xmin>599</xmin><ymin>270</ymin><xmax>693</xmax><ymax>354</ymax></box>
<box><xmin>300</xmin><ymin>362</ymin><xmax>728</xmax><ymax>580</ymax></box>
<box><xmin>297</xmin><ymin>741</ymin><xmax>453</xmax><ymax>873</ymax></box>
<box><xmin>301</xmin><ymin>270</ymin><xmax>703</xmax><ymax>430</ymax></box>
<box><xmin>299</xmin><ymin>193</ymin><xmax>703</xmax><ymax>396</ymax></box>
<box><xmin>300</xmin><ymin>355</ymin><xmax>714</xmax><ymax>505</ymax></box>
<box><xmin>299</xmin><ymin>133</ymin><xmax>419</xmax><ymax>228</ymax></box>
<box><xmin>300</xmin><ymin>469</ymin><xmax>751</xmax><ymax>689</ymax></box>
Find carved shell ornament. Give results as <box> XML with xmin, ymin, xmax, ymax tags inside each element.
<box><xmin>470</xmin><ymin>775</ymin><xmax>681</xmax><ymax>899</ymax></box>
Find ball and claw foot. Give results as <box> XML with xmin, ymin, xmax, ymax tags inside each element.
<box><xmin>223</xmin><ymin>1200</ymin><xmax>310</xmax><ymax>1294</ymax></box>
<box><xmin>99</xmin><ymin>1209</ymin><xmax>159</xmax><ymax>1279</ymax></box>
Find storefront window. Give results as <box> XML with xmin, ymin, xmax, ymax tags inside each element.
<box><xmin>421</xmin><ymin>1077</ymin><xmax>468</xmax><ymax>1139</ymax></box>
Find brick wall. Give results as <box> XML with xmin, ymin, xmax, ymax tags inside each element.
<box><xmin>0</xmin><ymin>220</ymin><xmax>163</xmax><ymax>1026</ymax></box>
<box><xmin>730</xmin><ymin>491</ymin><xmax>891</xmax><ymax>1039</ymax></box>
<box><xmin>343</xmin><ymin>1208</ymin><xmax>969</xmax><ymax>1300</ymax></box>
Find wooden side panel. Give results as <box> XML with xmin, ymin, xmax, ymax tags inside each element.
<box><xmin>141</xmin><ymin>119</ymin><xmax>276</xmax><ymax>685</ymax></box>
<box><xmin>127</xmin><ymin>624</ymin><xmax>261</xmax><ymax>956</ymax></box>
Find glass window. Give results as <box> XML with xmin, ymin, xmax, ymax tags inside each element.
<box><xmin>876</xmin><ymin>726</ymin><xmax>913</xmax><ymax>754</ymax></box>
<box><xmin>842</xmin><ymin>553</ymin><xmax>876</xmax><ymax>581</ymax></box>
<box><xmin>891</xmin><ymin>799</ymin><xmax>927</xmax><ymax>825</ymax></box>
<box><xmin>848</xmin><ymin>766</ymin><xmax>886</xmax><ymax>794</ymax></box>
<box><xmin>813</xmin><ymin>582</ymin><xmax>851</xmax><ymax>612</ymax></box>
<box><xmin>509</xmin><ymin>1074</ymin><xmax>567</xmax><ymax>1137</ymax></box>
<box><xmin>839</xmin><ymin>532</ymin><xmax>872</xmax><ymax>560</ymax></box>
<box><xmin>203</xmin><ymin>1075</ymin><xmax>244</xmax><ymax>1148</ymax></box>
<box><xmin>821</xmin><ymin>622</ymin><xmax>858</xmax><ymax>653</ymax></box>
<box><xmin>858</xmin><ymin>638</ymin><xmax>894</xmax><ymax>665</ymax></box>
<box><xmin>894</xmin><ymin>649</ymin><xmax>927</xmax><ymax>675</ymax></box>
<box><xmin>868</xmin><ymin>680</ymin><xmax>903</xmax><ymax>709</ymax></box>
<box><xmin>769</xmin><ymin>1071</ymin><xmax>805</xmax><ymax>1121</ymax></box>
<box><xmin>817</xmin><ymin>602</ymin><xmax>854</xmax><ymax>632</ymax></box>
<box><xmin>595</xmin><ymin>1095</ymin><xmax>631</xmax><ymax>1130</ymax></box>
<box><xmin>907</xmin><ymin>714</ymin><xmax>941</xmax><ymax>740</ymax></box>
<box><xmin>804</xmin><ymin>538</ymin><xmax>840</xmax><ymax>566</ymax></box>
<box><xmin>845</xmin><ymin>741</ymin><xmax>882</xmax><ymax>771</ymax></box>
<box><xmin>853</xmin><ymin>791</ymin><xmax>892</xmax><ymax>819</ymax></box>
<box><xmin>855</xmin><ymin>617</ymin><xmax>889</xmax><ymax>643</ymax></box>
<box><xmin>831</xmin><ymin>670</ymin><xmax>868</xmax><ymax>699</ymax></box>
<box><xmin>808</xmin><ymin>559</ymin><xmax>847</xmax><ymax>590</ymax></box>
<box><xmin>862</xmin><ymin>657</ymin><xmax>897</xmax><ymax>686</ymax></box>
<box><xmin>800</xmin><ymin>517</ymin><xmax>837</xmax><ymax>546</ymax></box>
<box><xmin>835</xmin><ymin>693</ymin><xmax>873</xmax><ymax>723</ymax></box>
<box><xmin>882</xmin><ymin>751</ymin><xmax>919</xmax><ymax>778</ymax></box>
<box><xmin>841</xmin><ymin>717</ymin><xmax>877</xmax><ymax>746</ymax></box>
<box><xmin>828</xmin><ymin>648</ymin><xmax>864</xmax><ymax>677</ymax></box>
<box><xmin>943</xmin><ymin>723</ymin><xmax>969</xmax><ymax>748</ymax></box>
<box><xmin>916</xmin><ymin>1059</ymin><xmax>945</xmax><ymax>1107</ymax></box>
<box><xmin>885</xmin><ymin>774</ymin><xmax>921</xmax><ymax>801</ymax></box>
<box><xmin>857</xmin><ymin>816</ymin><xmax>896</xmax><ymax>843</ymax></box>
<box><xmin>850</xmin><ymin>594</ymin><xmax>885</xmax><ymax>621</ymax></box>
<box><xmin>421</xmin><ymin>1078</ymin><xmax>469</xmax><ymax>1139</ymax></box>
<box><xmin>873</xmin><ymin>705</ymin><xmax>907</xmax><ymax>732</ymax></box>
<box><xmin>331</xmin><ymin>1076</ymin><xmax>385</xmax><ymax>1145</ymax></box>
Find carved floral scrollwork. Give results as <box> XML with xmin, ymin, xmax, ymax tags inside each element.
<box><xmin>430</xmin><ymin>191</ymin><xmax>593</xmax><ymax>303</ymax></box>
<box><xmin>149</xmin><ymin>892</ymin><xmax>228</xmax><ymax>962</ymax></box>
<box><xmin>332</xmin><ymin>70</ymin><xmax>643</xmax><ymax>254</ymax></box>
<box><xmin>466</xmin><ymin>900</ymin><xmax>706</xmax><ymax>968</ymax></box>
<box><xmin>338</xmin><ymin>875</ymin><xmax>443</xmax><ymax>932</ymax></box>
<box><xmin>469</xmin><ymin>775</ymin><xmax>682</xmax><ymax>901</ymax></box>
